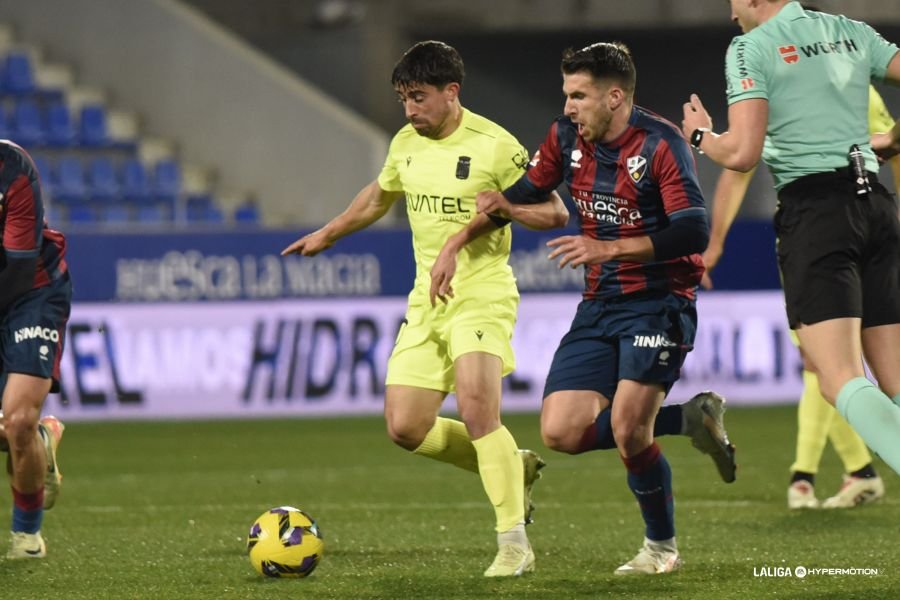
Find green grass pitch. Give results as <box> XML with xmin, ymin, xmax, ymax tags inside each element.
<box><xmin>2</xmin><ymin>405</ymin><xmax>898</xmax><ymax>599</ymax></box>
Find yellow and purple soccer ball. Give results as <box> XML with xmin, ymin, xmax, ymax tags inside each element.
<box><xmin>246</xmin><ymin>506</ymin><xmax>324</xmax><ymax>578</ymax></box>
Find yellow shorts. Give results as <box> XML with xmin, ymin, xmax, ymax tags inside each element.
<box><xmin>385</xmin><ymin>288</ymin><xmax>518</xmax><ymax>393</ymax></box>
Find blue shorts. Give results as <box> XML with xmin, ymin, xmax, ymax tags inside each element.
<box><xmin>543</xmin><ymin>292</ymin><xmax>696</xmax><ymax>401</ymax></box>
<box><xmin>0</xmin><ymin>274</ymin><xmax>72</xmax><ymax>396</ymax></box>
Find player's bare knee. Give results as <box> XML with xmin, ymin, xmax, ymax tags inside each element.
<box><xmin>384</xmin><ymin>414</ymin><xmax>429</xmax><ymax>450</ymax></box>
<box><xmin>2</xmin><ymin>410</ymin><xmax>38</xmax><ymax>450</ymax></box>
<box><xmin>612</xmin><ymin>423</ymin><xmax>652</xmax><ymax>456</ymax></box>
<box><xmin>540</xmin><ymin>424</ymin><xmax>580</xmax><ymax>454</ymax></box>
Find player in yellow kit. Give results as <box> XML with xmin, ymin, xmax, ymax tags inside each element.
<box><xmin>282</xmin><ymin>40</ymin><xmax>568</xmax><ymax>577</ymax></box>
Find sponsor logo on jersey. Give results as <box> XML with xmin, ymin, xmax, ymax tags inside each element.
<box><xmin>799</xmin><ymin>38</ymin><xmax>858</xmax><ymax>58</ymax></box>
<box><xmin>741</xmin><ymin>78</ymin><xmax>755</xmax><ymax>90</ymax></box>
<box><xmin>40</xmin><ymin>345</ymin><xmax>49</xmax><ymax>361</ymax></box>
<box><xmin>572</xmin><ymin>191</ymin><xmax>642</xmax><ymax>227</ymax></box>
<box><xmin>529</xmin><ymin>150</ymin><xmax>542</xmax><ymax>168</ymax></box>
<box><xmin>779</xmin><ymin>45</ymin><xmax>799</xmax><ymax>64</ymax></box>
<box><xmin>632</xmin><ymin>334</ymin><xmax>677</xmax><ymax>348</ymax></box>
<box><xmin>14</xmin><ymin>326</ymin><xmax>60</xmax><ymax>344</ymax></box>
<box><xmin>734</xmin><ymin>40</ymin><xmax>749</xmax><ymax>78</ymax></box>
<box><xmin>407</xmin><ymin>194</ymin><xmax>471</xmax><ymax>215</ymax></box>
<box><xmin>455</xmin><ymin>156</ymin><xmax>471</xmax><ymax>179</ymax></box>
<box><xmin>626</xmin><ymin>155</ymin><xmax>647</xmax><ymax>183</ymax></box>
<box><xmin>570</xmin><ymin>149</ymin><xmax>583</xmax><ymax>169</ymax></box>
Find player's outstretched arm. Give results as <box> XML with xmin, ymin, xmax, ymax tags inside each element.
<box><xmin>281</xmin><ymin>180</ymin><xmax>401</xmax><ymax>256</ymax></box>
<box><xmin>475</xmin><ymin>190</ymin><xmax>568</xmax><ymax>230</ymax></box>
<box><xmin>701</xmin><ymin>167</ymin><xmax>755</xmax><ymax>289</ymax></box>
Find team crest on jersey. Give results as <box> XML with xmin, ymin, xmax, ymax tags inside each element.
<box><xmin>626</xmin><ymin>155</ymin><xmax>647</xmax><ymax>183</ymax></box>
<box><xmin>512</xmin><ymin>148</ymin><xmax>529</xmax><ymax>169</ymax></box>
<box><xmin>779</xmin><ymin>45</ymin><xmax>799</xmax><ymax>64</ymax></box>
<box><xmin>570</xmin><ymin>149</ymin><xmax>583</xmax><ymax>169</ymax></box>
<box><xmin>455</xmin><ymin>156</ymin><xmax>471</xmax><ymax>179</ymax></box>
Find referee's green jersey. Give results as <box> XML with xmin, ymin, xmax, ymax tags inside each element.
<box><xmin>725</xmin><ymin>1</ymin><xmax>899</xmax><ymax>189</ymax></box>
<box><xmin>377</xmin><ymin>108</ymin><xmax>529</xmax><ymax>301</ymax></box>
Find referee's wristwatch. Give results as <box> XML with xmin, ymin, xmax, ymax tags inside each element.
<box><xmin>690</xmin><ymin>128</ymin><xmax>710</xmax><ymax>153</ymax></box>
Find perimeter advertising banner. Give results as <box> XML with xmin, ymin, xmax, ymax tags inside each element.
<box><xmin>64</xmin><ymin>221</ymin><xmax>778</xmax><ymax>303</ymax></box>
<box><xmin>46</xmin><ymin>291</ymin><xmax>801</xmax><ymax>420</ymax></box>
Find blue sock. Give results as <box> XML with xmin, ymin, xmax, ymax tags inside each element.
<box><xmin>837</xmin><ymin>377</ymin><xmax>900</xmax><ymax>475</ymax></box>
<box><xmin>11</xmin><ymin>488</ymin><xmax>43</xmax><ymax>534</ymax></box>
<box><xmin>622</xmin><ymin>442</ymin><xmax>675</xmax><ymax>541</ymax></box>
<box><xmin>579</xmin><ymin>406</ymin><xmax>683</xmax><ymax>452</ymax></box>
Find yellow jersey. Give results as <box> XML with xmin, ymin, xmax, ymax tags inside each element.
<box><xmin>378</xmin><ymin>108</ymin><xmax>529</xmax><ymax>302</ymax></box>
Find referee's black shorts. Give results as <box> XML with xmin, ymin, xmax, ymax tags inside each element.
<box><xmin>775</xmin><ymin>169</ymin><xmax>900</xmax><ymax>329</ymax></box>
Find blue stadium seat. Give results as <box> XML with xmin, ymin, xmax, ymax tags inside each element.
<box><xmin>2</xmin><ymin>51</ymin><xmax>36</xmax><ymax>95</ymax></box>
<box><xmin>233</xmin><ymin>201</ymin><xmax>260</xmax><ymax>225</ymax></box>
<box><xmin>78</xmin><ymin>104</ymin><xmax>109</xmax><ymax>147</ymax></box>
<box><xmin>121</xmin><ymin>158</ymin><xmax>153</xmax><ymax>204</ymax></box>
<box><xmin>55</xmin><ymin>156</ymin><xmax>88</xmax><ymax>204</ymax></box>
<box><xmin>102</xmin><ymin>204</ymin><xmax>131</xmax><ymax>223</ymax></box>
<box><xmin>135</xmin><ymin>203</ymin><xmax>169</xmax><ymax>224</ymax></box>
<box><xmin>153</xmin><ymin>159</ymin><xmax>181</xmax><ymax>203</ymax></box>
<box><xmin>185</xmin><ymin>195</ymin><xmax>225</xmax><ymax>223</ymax></box>
<box><xmin>10</xmin><ymin>98</ymin><xmax>45</xmax><ymax>146</ymax></box>
<box><xmin>45</xmin><ymin>102</ymin><xmax>76</xmax><ymax>147</ymax></box>
<box><xmin>0</xmin><ymin>104</ymin><xmax>10</xmax><ymax>139</ymax></box>
<box><xmin>46</xmin><ymin>203</ymin><xmax>64</xmax><ymax>226</ymax></box>
<box><xmin>31</xmin><ymin>155</ymin><xmax>55</xmax><ymax>197</ymax></box>
<box><xmin>88</xmin><ymin>156</ymin><xmax>120</xmax><ymax>204</ymax></box>
<box><xmin>66</xmin><ymin>203</ymin><xmax>97</xmax><ymax>224</ymax></box>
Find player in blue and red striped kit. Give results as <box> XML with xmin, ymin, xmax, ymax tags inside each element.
<box><xmin>0</xmin><ymin>140</ymin><xmax>69</xmax><ymax>559</ymax></box>
<box><xmin>477</xmin><ymin>42</ymin><xmax>732</xmax><ymax>575</ymax></box>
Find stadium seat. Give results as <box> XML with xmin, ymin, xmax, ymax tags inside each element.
<box><xmin>31</xmin><ymin>155</ymin><xmax>55</xmax><ymax>197</ymax></box>
<box><xmin>10</xmin><ymin>98</ymin><xmax>45</xmax><ymax>146</ymax></box>
<box><xmin>121</xmin><ymin>158</ymin><xmax>153</xmax><ymax>204</ymax></box>
<box><xmin>0</xmin><ymin>103</ymin><xmax>10</xmax><ymax>139</ymax></box>
<box><xmin>102</xmin><ymin>204</ymin><xmax>130</xmax><ymax>223</ymax></box>
<box><xmin>153</xmin><ymin>159</ymin><xmax>181</xmax><ymax>203</ymax></box>
<box><xmin>66</xmin><ymin>202</ymin><xmax>97</xmax><ymax>224</ymax></box>
<box><xmin>45</xmin><ymin>102</ymin><xmax>76</xmax><ymax>147</ymax></box>
<box><xmin>2</xmin><ymin>51</ymin><xmax>36</xmax><ymax>95</ymax></box>
<box><xmin>233</xmin><ymin>201</ymin><xmax>260</xmax><ymax>225</ymax></box>
<box><xmin>78</xmin><ymin>104</ymin><xmax>109</xmax><ymax>147</ymax></box>
<box><xmin>135</xmin><ymin>203</ymin><xmax>169</xmax><ymax>224</ymax></box>
<box><xmin>88</xmin><ymin>156</ymin><xmax>120</xmax><ymax>204</ymax></box>
<box><xmin>54</xmin><ymin>156</ymin><xmax>88</xmax><ymax>204</ymax></box>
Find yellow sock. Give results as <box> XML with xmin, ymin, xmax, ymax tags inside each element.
<box><xmin>413</xmin><ymin>417</ymin><xmax>478</xmax><ymax>473</ymax></box>
<box><xmin>828</xmin><ymin>411</ymin><xmax>873</xmax><ymax>474</ymax></box>
<box><xmin>472</xmin><ymin>426</ymin><xmax>524</xmax><ymax>532</ymax></box>
<box><xmin>790</xmin><ymin>370</ymin><xmax>834</xmax><ymax>474</ymax></box>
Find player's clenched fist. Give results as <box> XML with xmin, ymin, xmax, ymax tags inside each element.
<box><xmin>475</xmin><ymin>190</ymin><xmax>512</xmax><ymax>218</ymax></box>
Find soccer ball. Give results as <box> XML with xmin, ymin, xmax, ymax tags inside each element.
<box><xmin>246</xmin><ymin>506</ymin><xmax>324</xmax><ymax>578</ymax></box>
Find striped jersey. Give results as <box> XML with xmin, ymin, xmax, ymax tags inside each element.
<box><xmin>0</xmin><ymin>140</ymin><xmax>68</xmax><ymax>291</ymax></box>
<box><xmin>509</xmin><ymin>106</ymin><xmax>705</xmax><ymax>301</ymax></box>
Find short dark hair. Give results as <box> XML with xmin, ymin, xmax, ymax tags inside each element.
<box><xmin>391</xmin><ymin>40</ymin><xmax>465</xmax><ymax>89</ymax></box>
<box><xmin>561</xmin><ymin>42</ymin><xmax>636</xmax><ymax>94</ymax></box>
